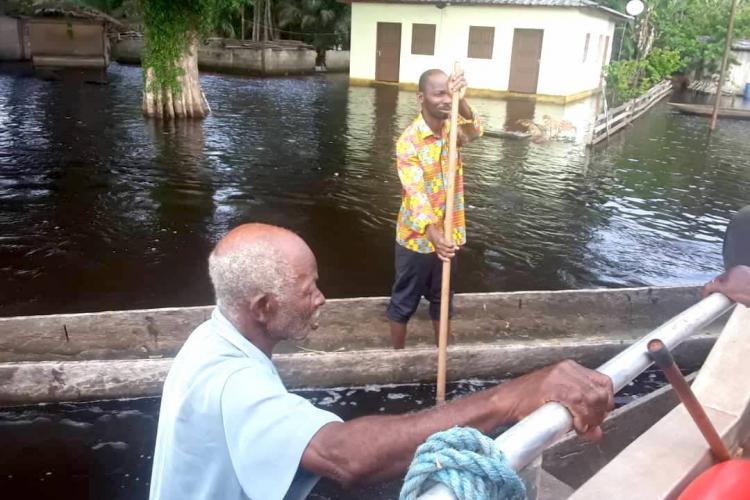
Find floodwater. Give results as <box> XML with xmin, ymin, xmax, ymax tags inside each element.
<box><xmin>1</xmin><ymin>64</ymin><xmax>748</xmax><ymax>498</ymax></box>
<box><xmin>1</xmin><ymin>64</ymin><xmax>749</xmax><ymax>317</ymax></box>
<box><xmin>0</xmin><ymin>373</ymin><xmax>668</xmax><ymax>500</ymax></box>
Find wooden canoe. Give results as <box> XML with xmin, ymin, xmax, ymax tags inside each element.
<box><xmin>0</xmin><ymin>285</ymin><xmax>729</xmax><ymax>405</ymax></box>
<box><xmin>668</xmin><ymin>102</ymin><xmax>750</xmax><ymax>120</ymax></box>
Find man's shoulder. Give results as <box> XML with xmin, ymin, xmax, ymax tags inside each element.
<box><xmin>397</xmin><ymin>114</ymin><xmax>426</xmax><ymax>147</ymax></box>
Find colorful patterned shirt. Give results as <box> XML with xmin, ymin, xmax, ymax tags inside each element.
<box><xmin>395</xmin><ymin>107</ymin><xmax>483</xmax><ymax>253</ymax></box>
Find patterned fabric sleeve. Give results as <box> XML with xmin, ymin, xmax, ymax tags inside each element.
<box><xmin>456</xmin><ymin>104</ymin><xmax>484</xmax><ymax>142</ymax></box>
<box><xmin>396</xmin><ymin>138</ymin><xmax>439</xmax><ymax>234</ymax></box>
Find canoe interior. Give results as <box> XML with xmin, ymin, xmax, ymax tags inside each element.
<box><xmin>0</xmin><ymin>286</ymin><xmax>724</xmax><ymax>363</ymax></box>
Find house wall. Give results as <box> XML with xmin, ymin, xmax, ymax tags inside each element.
<box><xmin>350</xmin><ymin>3</ymin><xmax>616</xmax><ymax>99</ymax></box>
<box><xmin>728</xmin><ymin>50</ymin><xmax>750</xmax><ymax>95</ymax></box>
<box><xmin>26</xmin><ymin>19</ymin><xmax>106</xmax><ymax>58</ymax></box>
<box><xmin>0</xmin><ymin>15</ymin><xmax>24</xmax><ymax>61</ymax></box>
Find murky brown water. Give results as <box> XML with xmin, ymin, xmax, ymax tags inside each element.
<box><xmin>1</xmin><ymin>64</ymin><xmax>748</xmax><ymax>317</ymax></box>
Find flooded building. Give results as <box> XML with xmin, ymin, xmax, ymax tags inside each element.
<box><xmin>347</xmin><ymin>0</ymin><xmax>629</xmax><ymax>103</ymax></box>
<box><xmin>0</xmin><ymin>5</ymin><xmax>121</xmax><ymax>69</ymax></box>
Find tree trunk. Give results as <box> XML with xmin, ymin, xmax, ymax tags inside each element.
<box><xmin>142</xmin><ymin>37</ymin><xmax>210</xmax><ymax>119</ymax></box>
<box><xmin>264</xmin><ymin>0</ymin><xmax>272</xmax><ymax>42</ymax></box>
<box><xmin>241</xmin><ymin>6</ymin><xmax>245</xmax><ymax>41</ymax></box>
<box><xmin>253</xmin><ymin>1</ymin><xmax>260</xmax><ymax>42</ymax></box>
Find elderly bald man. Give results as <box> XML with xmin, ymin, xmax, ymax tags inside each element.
<box><xmin>149</xmin><ymin>223</ymin><xmax>614</xmax><ymax>500</ymax></box>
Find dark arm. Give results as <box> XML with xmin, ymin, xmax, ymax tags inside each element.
<box><xmin>703</xmin><ymin>265</ymin><xmax>750</xmax><ymax>306</ymax></box>
<box><xmin>300</xmin><ymin>360</ymin><xmax>613</xmax><ymax>487</ymax></box>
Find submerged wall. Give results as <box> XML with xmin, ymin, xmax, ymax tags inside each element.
<box><xmin>112</xmin><ymin>38</ymin><xmax>317</xmax><ymax>76</ymax></box>
<box><xmin>325</xmin><ymin>50</ymin><xmax>350</xmax><ymax>72</ymax></box>
<box><xmin>0</xmin><ymin>16</ymin><xmax>24</xmax><ymax>61</ymax></box>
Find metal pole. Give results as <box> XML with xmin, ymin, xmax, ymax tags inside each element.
<box><xmin>710</xmin><ymin>0</ymin><xmax>739</xmax><ymax>131</ymax></box>
<box><xmin>417</xmin><ymin>293</ymin><xmax>734</xmax><ymax>499</ymax></box>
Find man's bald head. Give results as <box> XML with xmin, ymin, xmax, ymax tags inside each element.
<box><xmin>208</xmin><ymin>223</ymin><xmax>312</xmax><ymax>320</ymax></box>
<box><xmin>418</xmin><ymin>69</ymin><xmax>446</xmax><ymax>93</ymax></box>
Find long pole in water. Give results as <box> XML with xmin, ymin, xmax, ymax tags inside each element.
<box><xmin>710</xmin><ymin>0</ymin><xmax>739</xmax><ymax>131</ymax></box>
<box><xmin>436</xmin><ymin>61</ymin><xmax>461</xmax><ymax>405</ymax></box>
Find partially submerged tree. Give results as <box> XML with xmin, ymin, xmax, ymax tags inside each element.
<box><xmin>139</xmin><ymin>0</ymin><xmax>216</xmax><ymax>119</ymax></box>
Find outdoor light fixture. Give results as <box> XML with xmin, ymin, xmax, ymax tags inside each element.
<box><xmin>626</xmin><ymin>0</ymin><xmax>645</xmax><ymax>16</ymax></box>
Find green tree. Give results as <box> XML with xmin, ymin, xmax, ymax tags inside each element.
<box><xmin>137</xmin><ymin>0</ymin><xmax>230</xmax><ymax>119</ymax></box>
<box><xmin>604</xmin><ymin>0</ymin><xmax>750</xmax><ymax>73</ymax></box>
<box><xmin>276</xmin><ymin>0</ymin><xmax>350</xmax><ymax>52</ymax></box>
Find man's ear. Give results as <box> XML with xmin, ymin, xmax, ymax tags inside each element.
<box><xmin>417</xmin><ymin>92</ymin><xmax>424</xmax><ymax>104</ymax></box>
<box><xmin>248</xmin><ymin>293</ymin><xmax>278</xmax><ymax>325</ymax></box>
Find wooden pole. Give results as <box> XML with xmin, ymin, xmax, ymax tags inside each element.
<box><xmin>710</xmin><ymin>0</ymin><xmax>738</xmax><ymax>131</ymax></box>
<box><xmin>436</xmin><ymin>61</ymin><xmax>461</xmax><ymax>405</ymax></box>
<box><xmin>647</xmin><ymin>339</ymin><xmax>731</xmax><ymax>462</ymax></box>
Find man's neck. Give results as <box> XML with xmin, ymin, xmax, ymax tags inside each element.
<box><xmin>421</xmin><ymin>111</ymin><xmax>444</xmax><ymax>137</ymax></box>
<box><xmin>220</xmin><ymin>307</ymin><xmax>276</xmax><ymax>358</ymax></box>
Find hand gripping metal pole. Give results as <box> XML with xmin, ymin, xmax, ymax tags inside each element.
<box><xmin>417</xmin><ymin>292</ymin><xmax>734</xmax><ymax>499</ymax></box>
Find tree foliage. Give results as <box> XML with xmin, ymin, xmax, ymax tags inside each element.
<box><xmin>137</xmin><ymin>0</ymin><xmax>225</xmax><ymax>94</ymax></box>
<box><xmin>604</xmin><ymin>0</ymin><xmax>750</xmax><ymax>72</ymax></box>
<box><xmin>276</xmin><ymin>0</ymin><xmax>350</xmax><ymax>51</ymax></box>
<box><xmin>606</xmin><ymin>48</ymin><xmax>682</xmax><ymax>102</ymax></box>
<box><xmin>601</xmin><ymin>0</ymin><xmax>750</xmax><ymax>102</ymax></box>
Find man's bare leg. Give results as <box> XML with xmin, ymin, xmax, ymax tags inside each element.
<box><xmin>432</xmin><ymin>320</ymin><xmax>440</xmax><ymax>346</ymax></box>
<box><xmin>390</xmin><ymin>321</ymin><xmax>407</xmax><ymax>349</ymax></box>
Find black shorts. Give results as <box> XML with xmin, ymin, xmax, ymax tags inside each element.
<box><xmin>386</xmin><ymin>243</ymin><xmax>456</xmax><ymax>323</ymax></box>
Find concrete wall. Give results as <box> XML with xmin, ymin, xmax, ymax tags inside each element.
<box><xmin>112</xmin><ymin>38</ymin><xmax>316</xmax><ymax>75</ymax></box>
<box><xmin>350</xmin><ymin>3</ymin><xmax>616</xmax><ymax>98</ymax></box>
<box><xmin>260</xmin><ymin>47</ymin><xmax>316</xmax><ymax>75</ymax></box>
<box><xmin>0</xmin><ymin>16</ymin><xmax>24</xmax><ymax>61</ymax></box>
<box><xmin>27</xmin><ymin>19</ymin><xmax>106</xmax><ymax>57</ymax></box>
<box><xmin>325</xmin><ymin>50</ymin><xmax>350</xmax><ymax>72</ymax></box>
<box><xmin>111</xmin><ymin>37</ymin><xmax>141</xmax><ymax>64</ymax></box>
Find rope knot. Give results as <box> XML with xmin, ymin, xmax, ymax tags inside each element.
<box><xmin>399</xmin><ymin>426</ymin><xmax>527</xmax><ymax>500</ymax></box>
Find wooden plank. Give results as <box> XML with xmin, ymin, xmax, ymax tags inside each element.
<box><xmin>0</xmin><ymin>287</ymin><xmax>712</xmax><ymax>362</ymax></box>
<box><xmin>589</xmin><ymin>80</ymin><xmax>673</xmax><ymax>145</ymax></box>
<box><xmin>0</xmin><ymin>334</ymin><xmax>717</xmax><ymax>405</ymax></box>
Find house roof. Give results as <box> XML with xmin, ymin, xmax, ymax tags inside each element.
<box><xmin>342</xmin><ymin>0</ymin><xmax>631</xmax><ymax>21</ymax></box>
<box><xmin>733</xmin><ymin>39</ymin><xmax>750</xmax><ymax>52</ymax></box>
<box><xmin>32</xmin><ymin>2</ymin><xmax>125</xmax><ymax>29</ymax></box>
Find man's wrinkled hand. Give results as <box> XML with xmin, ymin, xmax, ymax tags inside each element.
<box><xmin>505</xmin><ymin>360</ymin><xmax>614</xmax><ymax>441</ymax></box>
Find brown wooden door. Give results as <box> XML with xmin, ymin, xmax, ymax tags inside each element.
<box><xmin>376</xmin><ymin>22</ymin><xmax>401</xmax><ymax>82</ymax></box>
<box><xmin>508</xmin><ymin>29</ymin><xmax>544</xmax><ymax>94</ymax></box>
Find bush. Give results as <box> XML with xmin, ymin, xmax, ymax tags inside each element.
<box><xmin>605</xmin><ymin>49</ymin><xmax>683</xmax><ymax>104</ymax></box>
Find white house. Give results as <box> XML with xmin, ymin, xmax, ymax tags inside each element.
<box><xmin>728</xmin><ymin>39</ymin><xmax>750</xmax><ymax>95</ymax></box>
<box><xmin>346</xmin><ymin>0</ymin><xmax>629</xmax><ymax>103</ymax></box>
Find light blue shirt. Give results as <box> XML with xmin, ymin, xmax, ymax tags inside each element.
<box><xmin>150</xmin><ymin>308</ymin><xmax>341</xmax><ymax>500</ymax></box>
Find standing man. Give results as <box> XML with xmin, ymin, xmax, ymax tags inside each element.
<box><xmin>387</xmin><ymin>68</ymin><xmax>483</xmax><ymax>349</ymax></box>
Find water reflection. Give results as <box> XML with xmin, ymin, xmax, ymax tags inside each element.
<box><xmin>1</xmin><ymin>64</ymin><xmax>748</xmax><ymax>317</ymax></box>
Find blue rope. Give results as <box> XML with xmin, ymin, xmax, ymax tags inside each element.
<box><xmin>399</xmin><ymin>426</ymin><xmax>527</xmax><ymax>500</ymax></box>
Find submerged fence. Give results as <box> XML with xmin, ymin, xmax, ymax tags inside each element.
<box><xmin>587</xmin><ymin>80</ymin><xmax>674</xmax><ymax>146</ymax></box>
